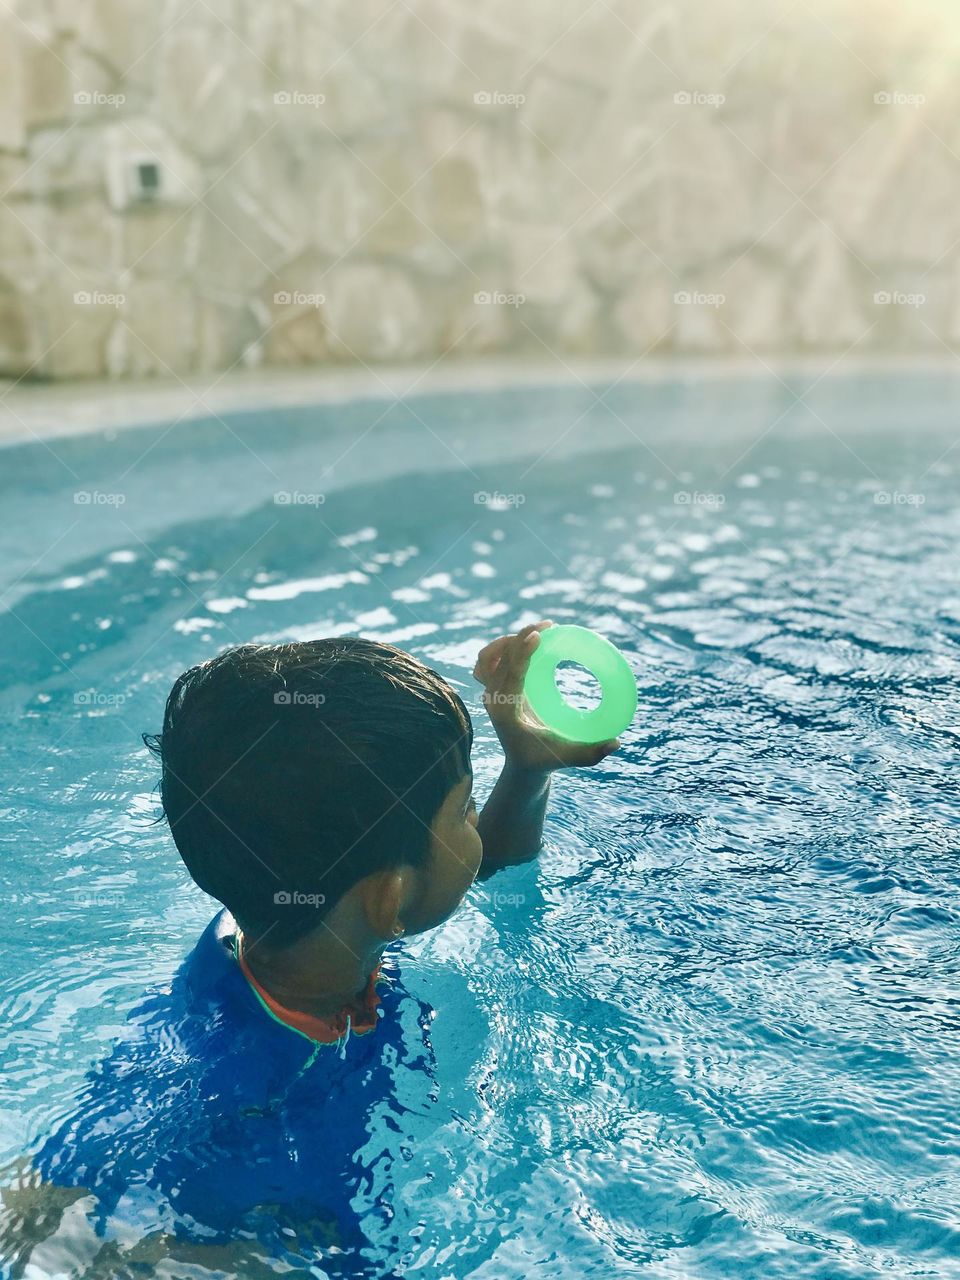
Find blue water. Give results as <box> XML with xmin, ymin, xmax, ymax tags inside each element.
<box><xmin>1</xmin><ymin>372</ymin><xmax>959</xmax><ymax>1277</ymax></box>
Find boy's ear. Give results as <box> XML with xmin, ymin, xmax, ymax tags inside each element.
<box><xmin>360</xmin><ymin>867</ymin><xmax>411</xmax><ymax>940</ymax></box>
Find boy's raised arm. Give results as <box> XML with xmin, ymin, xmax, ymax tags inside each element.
<box><xmin>472</xmin><ymin>622</ymin><xmax>620</xmax><ymax>879</ymax></box>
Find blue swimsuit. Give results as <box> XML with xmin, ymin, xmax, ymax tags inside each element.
<box><xmin>32</xmin><ymin>910</ymin><xmax>437</xmax><ymax>1257</ymax></box>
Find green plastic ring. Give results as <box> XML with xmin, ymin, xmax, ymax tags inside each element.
<box><xmin>523</xmin><ymin>624</ymin><xmax>638</xmax><ymax>744</ymax></box>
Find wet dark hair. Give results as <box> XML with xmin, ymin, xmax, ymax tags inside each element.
<box><xmin>145</xmin><ymin>638</ymin><xmax>473</xmax><ymax>948</ymax></box>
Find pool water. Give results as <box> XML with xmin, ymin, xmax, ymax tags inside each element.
<box><xmin>1</xmin><ymin>372</ymin><xmax>960</xmax><ymax>1278</ymax></box>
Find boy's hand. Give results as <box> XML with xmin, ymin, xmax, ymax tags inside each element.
<box><xmin>472</xmin><ymin>621</ymin><xmax>621</xmax><ymax>772</ymax></box>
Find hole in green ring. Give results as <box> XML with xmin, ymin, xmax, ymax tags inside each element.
<box><xmin>522</xmin><ymin>625</ymin><xmax>638</xmax><ymax>744</ymax></box>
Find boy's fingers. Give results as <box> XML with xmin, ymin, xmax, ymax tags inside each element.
<box><xmin>561</xmin><ymin>739</ymin><xmax>620</xmax><ymax>768</ymax></box>
<box><xmin>475</xmin><ymin>636</ymin><xmax>509</xmax><ymax>665</ymax></box>
<box><xmin>501</xmin><ymin>621</ymin><xmax>552</xmax><ymax>684</ymax></box>
<box><xmin>473</xmin><ymin>621</ymin><xmax>554</xmax><ymax>685</ymax></box>
<box><xmin>566</xmin><ymin>737</ymin><xmax>620</xmax><ymax>762</ymax></box>
<box><xmin>521</xmin><ymin>619</ymin><xmax>554</xmax><ymax>640</ymax></box>
<box><xmin>498</xmin><ymin>630</ymin><xmax>540</xmax><ymax>695</ymax></box>
<box><xmin>472</xmin><ymin>636</ymin><xmax>511</xmax><ymax>682</ymax></box>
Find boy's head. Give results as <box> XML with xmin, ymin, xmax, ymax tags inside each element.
<box><xmin>147</xmin><ymin>639</ymin><xmax>479</xmax><ymax>948</ymax></box>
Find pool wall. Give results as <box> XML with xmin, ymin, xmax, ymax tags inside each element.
<box><xmin>0</xmin><ymin>0</ymin><xmax>952</xmax><ymax>380</ymax></box>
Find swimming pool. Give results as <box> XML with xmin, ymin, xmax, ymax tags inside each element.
<box><xmin>2</xmin><ymin>369</ymin><xmax>959</xmax><ymax>1277</ymax></box>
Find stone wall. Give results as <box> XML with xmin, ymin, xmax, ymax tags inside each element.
<box><xmin>0</xmin><ymin>0</ymin><xmax>956</xmax><ymax>379</ymax></box>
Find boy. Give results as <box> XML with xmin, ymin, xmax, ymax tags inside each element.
<box><xmin>21</xmin><ymin>623</ymin><xmax>618</xmax><ymax>1264</ymax></box>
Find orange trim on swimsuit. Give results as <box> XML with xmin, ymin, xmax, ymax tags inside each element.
<box><xmin>236</xmin><ymin>935</ymin><xmax>382</xmax><ymax>1045</ymax></box>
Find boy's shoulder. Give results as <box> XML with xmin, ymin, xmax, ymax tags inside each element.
<box><xmin>183</xmin><ymin>908</ymin><xmax>408</xmax><ymax>1044</ymax></box>
<box><xmin>164</xmin><ymin>908</ymin><xmax>410</xmax><ymax>1080</ymax></box>
<box><xmin>33</xmin><ymin>911</ymin><xmax>428</xmax><ymax>1239</ymax></box>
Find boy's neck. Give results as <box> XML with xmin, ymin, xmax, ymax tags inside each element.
<box><xmin>239</xmin><ymin>922</ymin><xmax>383</xmax><ymax>1022</ymax></box>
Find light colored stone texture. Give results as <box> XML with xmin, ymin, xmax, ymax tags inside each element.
<box><xmin>510</xmin><ymin>226</ymin><xmax>579</xmax><ymax>308</ymax></box>
<box><xmin>70</xmin><ymin>46</ymin><xmax>129</xmax><ymax>105</ymax></box>
<box><xmin>1</xmin><ymin>0</ymin><xmax>958</xmax><ymax>378</ymax></box>
<box><xmin>0</xmin><ymin>202</ymin><xmax>50</xmax><ymax>288</ymax></box>
<box><xmin>440</xmin><ymin>278</ymin><xmax>519</xmax><ymax>355</ymax></box>
<box><xmin>32</xmin><ymin>278</ymin><xmax>117</xmax><ymax>378</ymax></box>
<box><xmin>17</xmin><ymin>24</ymin><xmax>74</xmax><ymax>132</ymax></box>
<box><xmin>101</xmin><ymin>118</ymin><xmax>203</xmax><ymax>210</ymax></box>
<box><xmin>516</xmin><ymin>76</ymin><xmax>601</xmax><ymax>158</ymax></box>
<box><xmin>424</xmin><ymin>154</ymin><xmax>487</xmax><ymax>253</ymax></box>
<box><xmin>721</xmin><ymin>255</ymin><xmax>786</xmax><ymax>352</ymax></box>
<box><xmin>662</xmin><ymin>118</ymin><xmax>757</xmax><ymax>264</ymax></box>
<box><xmin>0</xmin><ymin>155</ymin><xmax>27</xmax><ymax>197</ymax></box>
<box><xmin>0</xmin><ymin>274</ymin><xmax>32</xmax><ymax>374</ymax></box>
<box><xmin>120</xmin><ymin>204</ymin><xmax>201</xmax><ymax>279</ymax></box>
<box><xmin>886</xmin><ymin>273</ymin><xmax>951</xmax><ymax>353</ymax></box>
<box><xmin>155</xmin><ymin>18</ymin><xmax>268</xmax><ymax>163</ymax></box>
<box><xmin>195</xmin><ymin>182</ymin><xmax>296</xmax><ymax>296</ymax></box>
<box><xmin>195</xmin><ymin>297</ymin><xmax>260</xmax><ymax>372</ymax></box>
<box><xmin>260</xmin><ymin>304</ymin><xmax>329</xmax><ymax>367</ymax></box>
<box><xmin>21</xmin><ymin>124</ymin><xmax>107</xmax><ymax>200</ymax></box>
<box><xmin>671</xmin><ymin>295</ymin><xmax>729</xmax><ymax>353</ymax></box>
<box><xmin>260</xmin><ymin>247</ymin><xmax>331</xmax><ymax>365</ymax></box>
<box><xmin>532</xmin><ymin>3</ymin><xmax>645</xmax><ymax>87</ymax></box>
<box><xmin>316</xmin><ymin>66</ymin><xmax>391</xmax><ymax>142</ymax></box>
<box><xmin>0</xmin><ymin>17</ymin><xmax>26</xmax><ymax>151</ymax></box>
<box><xmin>75</xmin><ymin>0</ymin><xmax>164</xmax><ymax>83</ymax></box>
<box><xmin>52</xmin><ymin>198</ymin><xmax>122</xmax><ymax>275</ymax></box>
<box><xmin>321</xmin><ymin>142</ymin><xmax>427</xmax><ymax>260</ymax></box>
<box><xmin>110</xmin><ymin>279</ymin><xmax>199</xmax><ymax>377</ymax></box>
<box><xmin>538</xmin><ymin>274</ymin><xmax>601</xmax><ymax>354</ymax></box>
<box><xmin>576</xmin><ymin>210</ymin><xmax>669</xmax><ymax>296</ymax></box>
<box><xmin>829</xmin><ymin>115</ymin><xmax>960</xmax><ymax>265</ymax></box>
<box><xmin>310</xmin><ymin>152</ymin><xmax>396</xmax><ymax>257</ymax></box>
<box><xmin>790</xmin><ymin>226</ymin><xmax>866</xmax><ymax>350</ymax></box>
<box><xmin>351</xmin><ymin>2</ymin><xmax>468</xmax><ymax>99</ymax></box>
<box><xmin>442</xmin><ymin>22</ymin><xmax>524</xmax><ymax>96</ymax></box>
<box><xmin>322</xmin><ymin>262</ymin><xmax>435</xmax><ymax>362</ymax></box>
<box><xmin>35</xmin><ymin>0</ymin><xmax>84</xmax><ymax>33</ymax></box>
<box><xmin>614</xmin><ymin>276</ymin><xmax>676</xmax><ymax>354</ymax></box>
